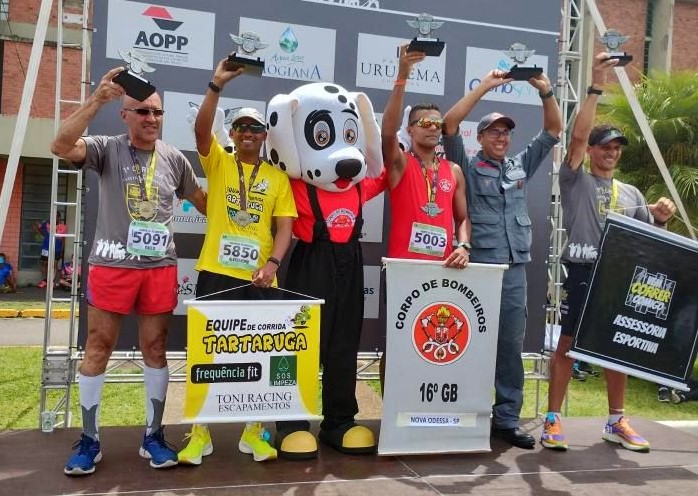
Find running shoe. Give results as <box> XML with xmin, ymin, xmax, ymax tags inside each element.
<box><xmin>239</xmin><ymin>422</ymin><xmax>277</xmax><ymax>461</ymax></box>
<box><xmin>657</xmin><ymin>386</ymin><xmax>672</xmax><ymax>403</ymax></box>
<box><xmin>37</xmin><ymin>280</ymin><xmax>47</xmax><ymax>288</ymax></box>
<box><xmin>540</xmin><ymin>413</ymin><xmax>568</xmax><ymax>451</ymax></box>
<box><xmin>178</xmin><ymin>424</ymin><xmax>213</xmax><ymax>465</ymax></box>
<box><xmin>139</xmin><ymin>427</ymin><xmax>178</xmax><ymax>468</ymax></box>
<box><xmin>577</xmin><ymin>361</ymin><xmax>600</xmax><ymax>377</ymax></box>
<box><xmin>572</xmin><ymin>362</ymin><xmax>587</xmax><ymax>381</ymax></box>
<box><xmin>64</xmin><ymin>434</ymin><xmax>102</xmax><ymax>476</ymax></box>
<box><xmin>671</xmin><ymin>389</ymin><xmax>687</xmax><ymax>404</ymax></box>
<box><xmin>602</xmin><ymin>417</ymin><xmax>650</xmax><ymax>452</ymax></box>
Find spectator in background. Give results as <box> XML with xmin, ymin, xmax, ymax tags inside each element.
<box><xmin>57</xmin><ymin>258</ymin><xmax>81</xmax><ymax>292</ymax></box>
<box><xmin>35</xmin><ymin>211</ymin><xmax>67</xmax><ymax>288</ymax></box>
<box><xmin>0</xmin><ymin>252</ymin><xmax>17</xmax><ymax>293</ymax></box>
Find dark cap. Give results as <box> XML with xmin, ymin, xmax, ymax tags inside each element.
<box><xmin>588</xmin><ymin>125</ymin><xmax>628</xmax><ymax>146</ymax></box>
<box><xmin>230</xmin><ymin>107</ymin><xmax>265</xmax><ymax>126</ymax></box>
<box><xmin>476</xmin><ymin>112</ymin><xmax>516</xmax><ymax>134</ymax></box>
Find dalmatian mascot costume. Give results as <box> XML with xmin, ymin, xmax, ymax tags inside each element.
<box><xmin>266</xmin><ymin>83</ymin><xmax>385</xmax><ymax>459</ymax></box>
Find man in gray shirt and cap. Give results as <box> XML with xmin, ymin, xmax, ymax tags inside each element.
<box><xmin>541</xmin><ymin>52</ymin><xmax>675</xmax><ymax>453</ymax></box>
<box><xmin>442</xmin><ymin>69</ymin><xmax>562</xmax><ymax>449</ymax></box>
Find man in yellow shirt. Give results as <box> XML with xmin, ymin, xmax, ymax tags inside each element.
<box><xmin>178</xmin><ymin>59</ymin><xmax>297</xmax><ymax>465</ymax></box>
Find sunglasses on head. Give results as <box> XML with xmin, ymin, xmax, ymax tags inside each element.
<box><xmin>124</xmin><ymin>108</ymin><xmax>164</xmax><ymax>117</ymax></box>
<box><xmin>232</xmin><ymin>123</ymin><xmax>266</xmax><ymax>134</ymax></box>
<box><xmin>409</xmin><ymin>117</ymin><xmax>444</xmax><ymax>129</ymax></box>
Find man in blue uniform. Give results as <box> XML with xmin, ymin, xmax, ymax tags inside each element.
<box><xmin>442</xmin><ymin>69</ymin><xmax>563</xmax><ymax>449</ymax></box>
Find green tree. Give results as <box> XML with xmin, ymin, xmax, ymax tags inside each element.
<box><xmin>598</xmin><ymin>71</ymin><xmax>698</xmax><ymax>236</ymax></box>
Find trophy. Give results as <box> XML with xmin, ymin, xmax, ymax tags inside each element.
<box><xmin>112</xmin><ymin>49</ymin><xmax>156</xmax><ymax>101</ymax></box>
<box><xmin>502</xmin><ymin>43</ymin><xmax>543</xmax><ymax>80</ymax></box>
<box><xmin>405</xmin><ymin>13</ymin><xmax>445</xmax><ymax>57</ymax></box>
<box><xmin>225</xmin><ymin>32</ymin><xmax>267</xmax><ymax>76</ymax></box>
<box><xmin>599</xmin><ymin>30</ymin><xmax>633</xmax><ymax>66</ymax></box>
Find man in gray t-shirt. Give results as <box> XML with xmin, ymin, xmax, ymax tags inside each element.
<box><xmin>541</xmin><ymin>52</ymin><xmax>676</xmax><ymax>454</ymax></box>
<box><xmin>51</xmin><ymin>67</ymin><xmax>206</xmax><ymax>476</ymax></box>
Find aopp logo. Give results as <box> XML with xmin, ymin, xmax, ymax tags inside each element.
<box><xmin>136</xmin><ymin>5</ymin><xmax>188</xmax><ymax>51</ymax></box>
<box><xmin>412</xmin><ymin>303</ymin><xmax>470</xmax><ymax>365</ymax></box>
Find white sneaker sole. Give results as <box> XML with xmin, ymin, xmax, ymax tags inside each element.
<box><xmin>602</xmin><ymin>433</ymin><xmax>650</xmax><ymax>452</ymax></box>
<box><xmin>64</xmin><ymin>451</ymin><xmax>103</xmax><ymax>475</ymax></box>
<box><xmin>238</xmin><ymin>441</ymin><xmax>278</xmax><ymax>462</ymax></box>
<box><xmin>177</xmin><ymin>444</ymin><xmax>213</xmax><ymax>465</ymax></box>
<box><xmin>139</xmin><ymin>447</ymin><xmax>180</xmax><ymax>468</ymax></box>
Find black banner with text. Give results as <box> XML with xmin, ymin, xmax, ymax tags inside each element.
<box><xmin>569</xmin><ymin>213</ymin><xmax>698</xmax><ymax>390</ymax></box>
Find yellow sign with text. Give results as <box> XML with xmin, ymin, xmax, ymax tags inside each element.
<box><xmin>184</xmin><ymin>299</ymin><xmax>322</xmax><ymax>423</ymax></box>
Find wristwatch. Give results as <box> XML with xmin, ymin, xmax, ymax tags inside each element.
<box><xmin>457</xmin><ymin>241</ymin><xmax>472</xmax><ymax>252</ymax></box>
<box><xmin>587</xmin><ymin>86</ymin><xmax>603</xmax><ymax>96</ymax></box>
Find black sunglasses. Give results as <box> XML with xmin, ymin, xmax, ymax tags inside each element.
<box><xmin>124</xmin><ymin>108</ymin><xmax>164</xmax><ymax>117</ymax></box>
<box><xmin>232</xmin><ymin>123</ymin><xmax>266</xmax><ymax>134</ymax></box>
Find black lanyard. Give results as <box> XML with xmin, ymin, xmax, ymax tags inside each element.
<box><xmin>235</xmin><ymin>155</ymin><xmax>262</xmax><ymax>211</ymax></box>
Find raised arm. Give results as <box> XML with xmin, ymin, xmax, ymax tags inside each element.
<box><xmin>566</xmin><ymin>53</ymin><xmax>618</xmax><ymax>169</ymax></box>
<box><xmin>527</xmin><ymin>72</ymin><xmax>563</xmax><ymax>138</ymax></box>
<box><xmin>51</xmin><ymin>67</ymin><xmax>125</xmax><ymax>162</ymax></box>
<box><xmin>381</xmin><ymin>44</ymin><xmax>425</xmax><ymax>189</ymax></box>
<box><xmin>195</xmin><ymin>59</ymin><xmax>244</xmax><ymax>156</ymax></box>
<box><xmin>442</xmin><ymin>70</ymin><xmax>512</xmax><ymax>136</ymax></box>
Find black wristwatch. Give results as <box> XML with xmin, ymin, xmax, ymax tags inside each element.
<box><xmin>208</xmin><ymin>81</ymin><xmax>222</xmax><ymax>93</ymax></box>
<box><xmin>587</xmin><ymin>86</ymin><xmax>603</xmax><ymax>96</ymax></box>
<box><xmin>457</xmin><ymin>241</ymin><xmax>472</xmax><ymax>252</ymax></box>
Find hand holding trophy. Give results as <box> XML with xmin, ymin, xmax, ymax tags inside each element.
<box><xmin>502</xmin><ymin>43</ymin><xmax>543</xmax><ymax>81</ymax></box>
<box><xmin>404</xmin><ymin>13</ymin><xmax>445</xmax><ymax>57</ymax></box>
<box><xmin>225</xmin><ymin>31</ymin><xmax>267</xmax><ymax>76</ymax></box>
<box><xmin>111</xmin><ymin>48</ymin><xmax>157</xmax><ymax>101</ymax></box>
<box><xmin>599</xmin><ymin>30</ymin><xmax>633</xmax><ymax>66</ymax></box>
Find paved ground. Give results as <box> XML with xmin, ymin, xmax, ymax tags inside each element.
<box><xmin>0</xmin><ymin>285</ymin><xmax>52</xmax><ymax>302</ymax></box>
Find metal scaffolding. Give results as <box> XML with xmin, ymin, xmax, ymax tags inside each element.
<box><xmin>39</xmin><ymin>0</ymin><xmax>91</xmax><ymax>432</ymax></box>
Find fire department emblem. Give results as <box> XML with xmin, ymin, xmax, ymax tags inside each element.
<box><xmin>412</xmin><ymin>303</ymin><xmax>470</xmax><ymax>365</ymax></box>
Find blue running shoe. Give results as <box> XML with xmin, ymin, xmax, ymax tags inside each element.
<box><xmin>64</xmin><ymin>434</ymin><xmax>102</xmax><ymax>476</ymax></box>
<box><xmin>139</xmin><ymin>427</ymin><xmax>178</xmax><ymax>468</ymax></box>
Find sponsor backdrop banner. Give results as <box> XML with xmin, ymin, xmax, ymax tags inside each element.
<box><xmin>184</xmin><ymin>299</ymin><xmax>322</xmax><ymax>423</ymax></box>
<box><xmin>379</xmin><ymin>259</ymin><xmax>506</xmax><ymax>455</ymax></box>
<box><xmin>83</xmin><ymin>0</ymin><xmax>560</xmax><ymax>353</ymax></box>
<box><xmin>569</xmin><ymin>214</ymin><xmax>698</xmax><ymax>390</ymax></box>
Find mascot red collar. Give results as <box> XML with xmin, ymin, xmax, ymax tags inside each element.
<box><xmin>265</xmin><ymin>83</ymin><xmax>383</xmax><ymax>190</ymax></box>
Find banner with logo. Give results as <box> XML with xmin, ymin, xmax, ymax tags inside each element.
<box><xmin>569</xmin><ymin>213</ymin><xmax>698</xmax><ymax>390</ymax></box>
<box><xmin>379</xmin><ymin>259</ymin><xmax>507</xmax><ymax>455</ymax></box>
<box><xmin>184</xmin><ymin>298</ymin><xmax>323</xmax><ymax>423</ymax></box>
<box><xmin>106</xmin><ymin>0</ymin><xmax>214</xmax><ymax>70</ymax></box>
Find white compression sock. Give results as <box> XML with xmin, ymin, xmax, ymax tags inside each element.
<box><xmin>144</xmin><ymin>365</ymin><xmax>169</xmax><ymax>435</ymax></box>
<box><xmin>79</xmin><ymin>373</ymin><xmax>105</xmax><ymax>441</ymax></box>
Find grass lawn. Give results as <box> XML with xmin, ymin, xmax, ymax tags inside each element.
<box><xmin>2</xmin><ymin>346</ymin><xmax>697</xmax><ymax>431</ymax></box>
<box><xmin>1</xmin><ymin>347</ymin><xmax>144</xmax><ymax>431</ymax></box>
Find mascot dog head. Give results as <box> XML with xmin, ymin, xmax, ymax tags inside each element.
<box><xmin>266</xmin><ymin>83</ymin><xmax>382</xmax><ymax>193</ymax></box>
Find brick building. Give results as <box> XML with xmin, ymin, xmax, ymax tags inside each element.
<box><xmin>1</xmin><ymin>0</ymin><xmax>697</xmax><ymax>284</ymax></box>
